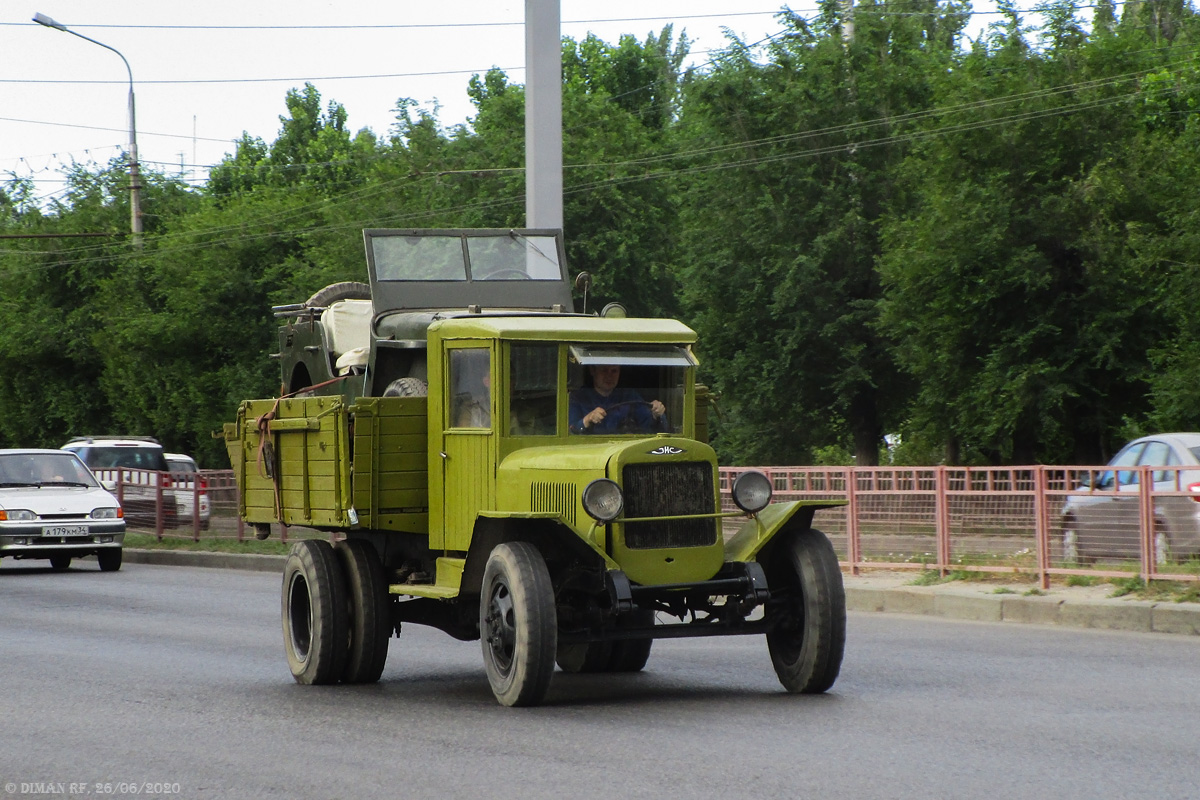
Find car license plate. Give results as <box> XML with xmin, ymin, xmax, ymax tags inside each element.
<box><xmin>42</xmin><ymin>525</ymin><xmax>88</xmax><ymax>537</ymax></box>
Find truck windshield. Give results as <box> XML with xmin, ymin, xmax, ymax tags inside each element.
<box><xmin>507</xmin><ymin>343</ymin><xmax>690</xmax><ymax>437</ymax></box>
<box><xmin>371</xmin><ymin>233</ymin><xmax>563</xmax><ymax>282</ymax></box>
<box><xmin>566</xmin><ymin>346</ymin><xmax>689</xmax><ymax>437</ymax></box>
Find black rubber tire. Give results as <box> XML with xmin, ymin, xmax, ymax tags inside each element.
<box><xmin>305</xmin><ymin>281</ymin><xmax>371</xmax><ymax>308</ymax></box>
<box><xmin>480</xmin><ymin>542</ymin><xmax>557</xmax><ymax>706</ymax></box>
<box><xmin>49</xmin><ymin>555</ymin><xmax>72</xmax><ymax>571</ymax></box>
<box><xmin>762</xmin><ymin>528</ymin><xmax>846</xmax><ymax>694</ymax></box>
<box><xmin>607</xmin><ymin>610</ymin><xmax>654</xmax><ymax>672</ymax></box>
<box><xmin>97</xmin><ymin>548</ymin><xmax>122</xmax><ymax>572</ymax></box>
<box><xmin>282</xmin><ymin>540</ymin><xmax>349</xmax><ymax>685</ymax></box>
<box><xmin>556</xmin><ymin>641</ymin><xmax>613</xmax><ymax>673</ymax></box>
<box><xmin>335</xmin><ymin>539</ymin><xmax>391</xmax><ymax>684</ymax></box>
<box><xmin>382</xmin><ymin>377</ymin><xmax>428</xmax><ymax>398</ymax></box>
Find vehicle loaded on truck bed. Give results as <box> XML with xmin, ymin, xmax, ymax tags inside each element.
<box><xmin>222</xmin><ymin>228</ymin><xmax>847</xmax><ymax>706</ymax></box>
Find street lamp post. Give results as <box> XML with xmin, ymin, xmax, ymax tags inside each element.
<box><xmin>33</xmin><ymin>12</ymin><xmax>143</xmax><ymax>246</ymax></box>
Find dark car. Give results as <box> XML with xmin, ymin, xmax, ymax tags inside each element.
<box><xmin>61</xmin><ymin>437</ymin><xmax>178</xmax><ymax>530</ymax></box>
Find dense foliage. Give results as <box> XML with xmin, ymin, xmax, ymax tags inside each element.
<box><xmin>3</xmin><ymin>4</ymin><xmax>1199</xmax><ymax>467</ymax></box>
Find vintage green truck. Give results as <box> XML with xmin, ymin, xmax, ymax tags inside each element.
<box><xmin>223</xmin><ymin>228</ymin><xmax>846</xmax><ymax>706</ymax></box>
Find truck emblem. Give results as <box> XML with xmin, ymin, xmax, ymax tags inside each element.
<box><xmin>648</xmin><ymin>445</ymin><xmax>684</xmax><ymax>455</ymax></box>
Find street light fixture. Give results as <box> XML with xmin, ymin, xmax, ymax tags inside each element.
<box><xmin>33</xmin><ymin>12</ymin><xmax>143</xmax><ymax>246</ymax></box>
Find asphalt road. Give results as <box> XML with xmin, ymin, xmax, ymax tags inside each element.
<box><xmin>1</xmin><ymin>561</ymin><xmax>1198</xmax><ymax>800</ymax></box>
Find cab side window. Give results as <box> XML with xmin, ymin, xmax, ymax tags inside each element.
<box><xmin>509</xmin><ymin>344</ymin><xmax>558</xmax><ymax>436</ymax></box>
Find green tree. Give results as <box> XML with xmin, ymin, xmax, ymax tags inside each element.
<box><xmin>675</xmin><ymin>4</ymin><xmax>964</xmax><ymax>465</ymax></box>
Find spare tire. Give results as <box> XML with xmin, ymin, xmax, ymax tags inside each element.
<box><xmin>305</xmin><ymin>281</ymin><xmax>371</xmax><ymax>308</ymax></box>
<box><xmin>383</xmin><ymin>377</ymin><xmax>428</xmax><ymax>397</ymax></box>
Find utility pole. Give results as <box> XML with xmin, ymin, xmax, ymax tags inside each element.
<box><xmin>525</xmin><ymin>0</ymin><xmax>563</xmax><ymax>232</ymax></box>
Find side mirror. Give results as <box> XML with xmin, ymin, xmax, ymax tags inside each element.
<box><xmin>574</xmin><ymin>271</ymin><xmax>592</xmax><ymax>314</ymax></box>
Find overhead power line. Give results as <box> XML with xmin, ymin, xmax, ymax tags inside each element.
<box><xmin>0</xmin><ymin>11</ymin><xmax>786</xmax><ymax>30</ymax></box>
<box><xmin>0</xmin><ymin>4</ymin><xmax>1129</xmax><ymax>31</ymax></box>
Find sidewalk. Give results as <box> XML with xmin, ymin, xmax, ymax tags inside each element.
<box><xmin>124</xmin><ymin>549</ymin><xmax>1200</xmax><ymax>637</ymax></box>
<box><xmin>843</xmin><ymin>571</ymin><xmax>1200</xmax><ymax>636</ymax></box>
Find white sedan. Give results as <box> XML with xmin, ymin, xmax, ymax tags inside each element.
<box><xmin>0</xmin><ymin>449</ymin><xmax>125</xmax><ymax>571</ymax></box>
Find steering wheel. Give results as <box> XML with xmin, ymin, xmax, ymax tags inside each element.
<box><xmin>479</xmin><ymin>268</ymin><xmax>531</xmax><ymax>280</ymax></box>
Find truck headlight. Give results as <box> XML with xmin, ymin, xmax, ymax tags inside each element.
<box><xmin>732</xmin><ymin>471</ymin><xmax>772</xmax><ymax>514</ymax></box>
<box><xmin>91</xmin><ymin>507</ymin><xmax>122</xmax><ymax>519</ymax></box>
<box><xmin>0</xmin><ymin>509</ymin><xmax>36</xmax><ymax>521</ymax></box>
<box><xmin>582</xmin><ymin>479</ymin><xmax>623</xmax><ymax>522</ymax></box>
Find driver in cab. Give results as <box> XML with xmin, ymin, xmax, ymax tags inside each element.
<box><xmin>569</xmin><ymin>364</ymin><xmax>667</xmax><ymax>434</ymax></box>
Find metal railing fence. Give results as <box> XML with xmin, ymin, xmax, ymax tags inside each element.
<box><xmin>720</xmin><ymin>465</ymin><xmax>1200</xmax><ymax>588</ymax></box>
<box><xmin>112</xmin><ymin>466</ymin><xmax>1200</xmax><ymax>587</ymax></box>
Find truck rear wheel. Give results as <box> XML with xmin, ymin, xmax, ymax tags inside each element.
<box><xmin>283</xmin><ymin>540</ymin><xmax>349</xmax><ymax>685</ymax></box>
<box><xmin>335</xmin><ymin>539</ymin><xmax>391</xmax><ymax>684</ymax></box>
<box><xmin>480</xmin><ymin>542</ymin><xmax>557</xmax><ymax>706</ymax></box>
<box><xmin>762</xmin><ymin>528</ymin><xmax>845</xmax><ymax>694</ymax></box>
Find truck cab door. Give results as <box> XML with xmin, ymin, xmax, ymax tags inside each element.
<box><xmin>435</xmin><ymin>344</ymin><xmax>496</xmax><ymax>552</ymax></box>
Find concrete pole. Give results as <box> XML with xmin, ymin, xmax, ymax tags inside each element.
<box><xmin>525</xmin><ymin>0</ymin><xmax>563</xmax><ymax>232</ymax></box>
<box><xmin>127</xmin><ymin>84</ymin><xmax>143</xmax><ymax>247</ymax></box>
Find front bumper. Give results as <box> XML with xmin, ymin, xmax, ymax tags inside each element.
<box><xmin>0</xmin><ymin>523</ymin><xmax>126</xmax><ymax>559</ymax></box>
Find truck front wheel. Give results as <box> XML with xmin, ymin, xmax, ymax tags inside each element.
<box><xmin>480</xmin><ymin>542</ymin><xmax>557</xmax><ymax>706</ymax></box>
<box><xmin>282</xmin><ymin>540</ymin><xmax>349</xmax><ymax>685</ymax></box>
<box><xmin>762</xmin><ymin>528</ymin><xmax>846</xmax><ymax>694</ymax></box>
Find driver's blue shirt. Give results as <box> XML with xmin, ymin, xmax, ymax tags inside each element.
<box><xmin>569</xmin><ymin>387</ymin><xmax>665</xmax><ymax>434</ymax></box>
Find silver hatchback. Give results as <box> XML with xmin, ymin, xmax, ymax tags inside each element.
<box><xmin>1061</xmin><ymin>433</ymin><xmax>1200</xmax><ymax>564</ymax></box>
<box><xmin>0</xmin><ymin>449</ymin><xmax>126</xmax><ymax>571</ymax></box>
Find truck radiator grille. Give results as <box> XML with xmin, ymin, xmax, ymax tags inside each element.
<box><xmin>531</xmin><ymin>482</ymin><xmax>577</xmax><ymax>526</ymax></box>
<box><xmin>622</xmin><ymin>462</ymin><xmax>717</xmax><ymax>550</ymax></box>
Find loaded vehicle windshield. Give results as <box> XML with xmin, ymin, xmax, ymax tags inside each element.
<box><xmin>369</xmin><ymin>232</ymin><xmax>563</xmax><ymax>282</ymax></box>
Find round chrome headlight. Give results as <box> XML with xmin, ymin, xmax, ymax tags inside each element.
<box><xmin>732</xmin><ymin>471</ymin><xmax>772</xmax><ymax>514</ymax></box>
<box><xmin>582</xmin><ymin>479</ymin><xmax>624</xmax><ymax>522</ymax></box>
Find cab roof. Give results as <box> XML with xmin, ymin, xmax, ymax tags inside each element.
<box><xmin>428</xmin><ymin>314</ymin><xmax>697</xmax><ymax>344</ymax></box>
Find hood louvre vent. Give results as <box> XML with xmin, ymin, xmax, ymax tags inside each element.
<box><xmin>531</xmin><ymin>482</ymin><xmax>577</xmax><ymax>526</ymax></box>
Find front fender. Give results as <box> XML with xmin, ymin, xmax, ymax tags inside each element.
<box><xmin>724</xmin><ymin>500</ymin><xmax>847</xmax><ymax>563</ymax></box>
<box><xmin>460</xmin><ymin>513</ymin><xmax>618</xmax><ymax>597</ymax></box>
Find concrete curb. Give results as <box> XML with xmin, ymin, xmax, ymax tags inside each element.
<box><xmin>124</xmin><ymin>548</ymin><xmax>286</xmax><ymax>573</ymax></box>
<box><xmin>124</xmin><ymin>549</ymin><xmax>1200</xmax><ymax>636</ymax></box>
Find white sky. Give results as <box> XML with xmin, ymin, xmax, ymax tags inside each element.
<box><xmin>1</xmin><ymin>2</ymin><xmax>1010</xmax><ymax>207</ymax></box>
